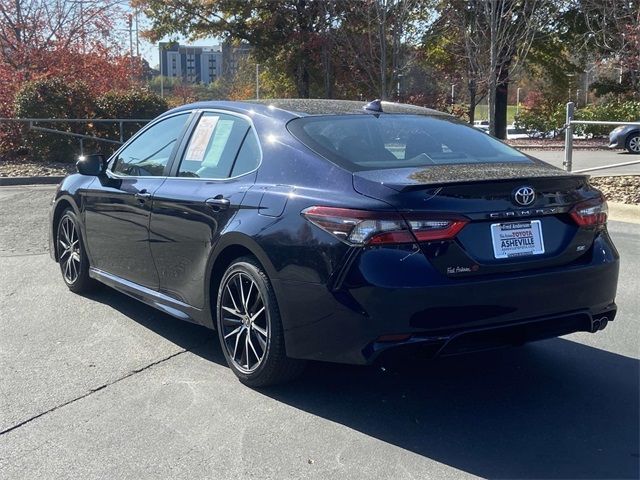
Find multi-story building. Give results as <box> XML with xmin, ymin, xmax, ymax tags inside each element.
<box><xmin>160</xmin><ymin>43</ymin><xmax>223</xmax><ymax>84</ymax></box>
<box><xmin>159</xmin><ymin>42</ymin><xmax>251</xmax><ymax>84</ymax></box>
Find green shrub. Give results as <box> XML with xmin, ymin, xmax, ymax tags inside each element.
<box><xmin>12</xmin><ymin>83</ymin><xmax>169</xmax><ymax>161</ymax></box>
<box><xmin>575</xmin><ymin>101</ymin><xmax>640</xmax><ymax>136</ymax></box>
<box><xmin>14</xmin><ymin>78</ymin><xmax>94</xmax><ymax>162</ymax></box>
<box><xmin>514</xmin><ymin>91</ymin><xmax>565</xmax><ymax>135</ymax></box>
<box><xmin>94</xmin><ymin>88</ymin><xmax>168</xmax><ymax>145</ymax></box>
<box><xmin>516</xmin><ymin>96</ymin><xmax>640</xmax><ymax>138</ymax></box>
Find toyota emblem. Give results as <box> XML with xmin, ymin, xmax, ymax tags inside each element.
<box><xmin>513</xmin><ymin>186</ymin><xmax>535</xmax><ymax>206</ymax></box>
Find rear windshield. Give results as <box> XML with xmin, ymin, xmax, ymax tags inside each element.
<box><xmin>287</xmin><ymin>114</ymin><xmax>531</xmax><ymax>171</ymax></box>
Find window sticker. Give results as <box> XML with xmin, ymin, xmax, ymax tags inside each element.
<box><xmin>201</xmin><ymin>119</ymin><xmax>234</xmax><ymax>167</ymax></box>
<box><xmin>184</xmin><ymin>116</ymin><xmax>219</xmax><ymax>162</ymax></box>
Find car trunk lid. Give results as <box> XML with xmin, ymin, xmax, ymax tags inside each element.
<box><xmin>352</xmin><ymin>162</ymin><xmax>601</xmax><ymax>277</ymax></box>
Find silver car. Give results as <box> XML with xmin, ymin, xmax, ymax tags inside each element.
<box><xmin>609</xmin><ymin>122</ymin><xmax>640</xmax><ymax>154</ymax></box>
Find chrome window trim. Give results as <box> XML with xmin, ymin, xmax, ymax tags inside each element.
<box><xmin>107</xmin><ymin>110</ymin><xmax>194</xmax><ymax>179</ymax></box>
<box><xmin>169</xmin><ymin>108</ymin><xmax>263</xmax><ymax>182</ymax></box>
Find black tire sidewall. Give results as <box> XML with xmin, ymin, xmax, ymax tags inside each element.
<box><xmin>216</xmin><ymin>259</ymin><xmax>277</xmax><ymax>383</ymax></box>
<box><xmin>57</xmin><ymin>208</ymin><xmax>91</xmax><ymax>291</ymax></box>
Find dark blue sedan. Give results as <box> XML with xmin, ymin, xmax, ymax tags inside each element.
<box><xmin>49</xmin><ymin>99</ymin><xmax>619</xmax><ymax>386</ymax></box>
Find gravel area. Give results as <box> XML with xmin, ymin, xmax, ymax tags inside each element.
<box><xmin>589</xmin><ymin>175</ymin><xmax>640</xmax><ymax>205</ymax></box>
<box><xmin>505</xmin><ymin>138</ymin><xmax>609</xmax><ymax>150</ymax></box>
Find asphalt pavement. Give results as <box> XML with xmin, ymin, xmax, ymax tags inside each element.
<box><xmin>0</xmin><ymin>185</ymin><xmax>638</xmax><ymax>480</ymax></box>
<box><xmin>525</xmin><ymin>148</ymin><xmax>640</xmax><ymax>176</ymax></box>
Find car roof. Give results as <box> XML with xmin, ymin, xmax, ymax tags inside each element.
<box><xmin>163</xmin><ymin>99</ymin><xmax>449</xmax><ymax>121</ymax></box>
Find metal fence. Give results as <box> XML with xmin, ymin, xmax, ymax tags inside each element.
<box><xmin>563</xmin><ymin>102</ymin><xmax>640</xmax><ymax>173</ymax></box>
<box><xmin>0</xmin><ymin>118</ymin><xmax>152</xmax><ymax>155</ymax></box>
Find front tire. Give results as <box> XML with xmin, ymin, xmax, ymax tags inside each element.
<box><xmin>56</xmin><ymin>208</ymin><xmax>94</xmax><ymax>293</ymax></box>
<box><xmin>216</xmin><ymin>256</ymin><xmax>305</xmax><ymax>387</ymax></box>
<box><xmin>625</xmin><ymin>133</ymin><xmax>640</xmax><ymax>154</ymax></box>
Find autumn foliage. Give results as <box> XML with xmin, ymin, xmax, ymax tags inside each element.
<box><xmin>0</xmin><ymin>0</ymin><xmax>149</xmax><ymax>154</ymax></box>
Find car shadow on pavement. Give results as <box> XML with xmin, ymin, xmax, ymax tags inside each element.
<box><xmin>264</xmin><ymin>341</ymin><xmax>639</xmax><ymax>480</ymax></box>
<box><xmin>83</xmin><ymin>287</ymin><xmax>221</xmax><ymax>360</ymax></box>
<box><xmin>87</xmin><ymin>286</ymin><xmax>639</xmax><ymax>480</ymax></box>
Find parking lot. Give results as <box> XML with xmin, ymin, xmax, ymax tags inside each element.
<box><xmin>527</xmin><ymin>149</ymin><xmax>640</xmax><ymax>176</ymax></box>
<box><xmin>0</xmin><ymin>184</ymin><xmax>638</xmax><ymax>479</ymax></box>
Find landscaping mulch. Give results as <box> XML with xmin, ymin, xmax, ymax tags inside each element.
<box><xmin>505</xmin><ymin>138</ymin><xmax>609</xmax><ymax>150</ymax></box>
<box><xmin>589</xmin><ymin>175</ymin><xmax>640</xmax><ymax>205</ymax></box>
<box><xmin>0</xmin><ymin>156</ymin><xmax>75</xmax><ymax>178</ymax></box>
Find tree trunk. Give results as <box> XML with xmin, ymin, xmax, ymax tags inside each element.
<box><xmin>294</xmin><ymin>0</ymin><xmax>311</xmax><ymax>98</ymax></box>
<box><xmin>494</xmin><ymin>81</ymin><xmax>508</xmax><ymax>139</ymax></box>
<box><xmin>379</xmin><ymin>3</ymin><xmax>387</xmax><ymax>99</ymax></box>
<box><xmin>468</xmin><ymin>79</ymin><xmax>476</xmax><ymax>124</ymax></box>
<box><xmin>322</xmin><ymin>40</ymin><xmax>333</xmax><ymax>99</ymax></box>
<box><xmin>494</xmin><ymin>55</ymin><xmax>510</xmax><ymax>139</ymax></box>
<box><xmin>488</xmin><ymin>0</ymin><xmax>498</xmax><ymax>136</ymax></box>
<box><xmin>296</xmin><ymin>58</ymin><xmax>310</xmax><ymax>98</ymax></box>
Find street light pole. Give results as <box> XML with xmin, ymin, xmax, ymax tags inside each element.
<box><xmin>134</xmin><ymin>7</ymin><xmax>139</xmax><ymax>58</ymax></box>
<box><xmin>516</xmin><ymin>87</ymin><xmax>522</xmax><ymax>114</ymax></box>
<box><xmin>159</xmin><ymin>44</ymin><xmax>164</xmax><ymax>98</ymax></box>
<box><xmin>256</xmin><ymin>63</ymin><xmax>260</xmax><ymax>100</ymax></box>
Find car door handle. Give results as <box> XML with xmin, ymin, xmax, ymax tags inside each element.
<box><xmin>134</xmin><ymin>190</ymin><xmax>152</xmax><ymax>202</ymax></box>
<box><xmin>205</xmin><ymin>196</ymin><xmax>230</xmax><ymax>210</ymax></box>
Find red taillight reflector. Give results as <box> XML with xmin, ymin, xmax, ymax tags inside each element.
<box><xmin>377</xmin><ymin>334</ymin><xmax>412</xmax><ymax>342</ymax></box>
<box><xmin>368</xmin><ymin>230</ymin><xmax>415</xmax><ymax>245</ymax></box>
<box><xmin>570</xmin><ymin>198</ymin><xmax>608</xmax><ymax>227</ymax></box>
<box><xmin>301</xmin><ymin>206</ymin><xmax>467</xmax><ymax>246</ymax></box>
<box><xmin>409</xmin><ymin>220</ymin><xmax>468</xmax><ymax>241</ymax></box>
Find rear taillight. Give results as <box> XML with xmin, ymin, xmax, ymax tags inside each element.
<box><xmin>404</xmin><ymin>216</ymin><xmax>468</xmax><ymax>241</ymax></box>
<box><xmin>301</xmin><ymin>206</ymin><xmax>467</xmax><ymax>246</ymax></box>
<box><xmin>570</xmin><ymin>198</ymin><xmax>608</xmax><ymax>227</ymax></box>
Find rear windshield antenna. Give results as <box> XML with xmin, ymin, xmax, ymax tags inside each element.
<box><xmin>363</xmin><ymin>99</ymin><xmax>383</xmax><ymax>114</ymax></box>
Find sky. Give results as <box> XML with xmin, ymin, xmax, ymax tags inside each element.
<box><xmin>117</xmin><ymin>7</ymin><xmax>220</xmax><ymax>68</ymax></box>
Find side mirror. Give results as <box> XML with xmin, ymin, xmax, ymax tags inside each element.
<box><xmin>76</xmin><ymin>154</ymin><xmax>106</xmax><ymax>176</ymax></box>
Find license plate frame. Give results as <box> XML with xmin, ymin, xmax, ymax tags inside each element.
<box><xmin>490</xmin><ymin>220</ymin><xmax>545</xmax><ymax>259</ymax></box>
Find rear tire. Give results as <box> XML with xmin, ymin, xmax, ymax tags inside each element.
<box><xmin>625</xmin><ymin>133</ymin><xmax>640</xmax><ymax>154</ymax></box>
<box><xmin>216</xmin><ymin>256</ymin><xmax>305</xmax><ymax>387</ymax></box>
<box><xmin>56</xmin><ymin>208</ymin><xmax>95</xmax><ymax>293</ymax></box>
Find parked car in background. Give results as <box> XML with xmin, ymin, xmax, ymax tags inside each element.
<box><xmin>506</xmin><ymin>124</ymin><xmax>532</xmax><ymax>140</ymax></box>
<box><xmin>608</xmin><ymin>122</ymin><xmax>640</xmax><ymax>153</ymax></box>
<box><xmin>473</xmin><ymin>120</ymin><xmax>489</xmax><ymax>133</ymax></box>
<box><xmin>49</xmin><ymin>99</ymin><xmax>619</xmax><ymax>387</ymax></box>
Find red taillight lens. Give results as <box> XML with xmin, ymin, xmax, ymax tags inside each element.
<box><xmin>570</xmin><ymin>198</ymin><xmax>608</xmax><ymax>227</ymax></box>
<box><xmin>301</xmin><ymin>206</ymin><xmax>467</xmax><ymax>245</ymax></box>
<box><xmin>405</xmin><ymin>217</ymin><xmax>468</xmax><ymax>241</ymax></box>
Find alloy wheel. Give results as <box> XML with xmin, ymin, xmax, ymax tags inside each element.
<box><xmin>628</xmin><ymin>135</ymin><xmax>640</xmax><ymax>153</ymax></box>
<box><xmin>220</xmin><ymin>272</ymin><xmax>269</xmax><ymax>374</ymax></box>
<box><xmin>58</xmin><ymin>216</ymin><xmax>81</xmax><ymax>284</ymax></box>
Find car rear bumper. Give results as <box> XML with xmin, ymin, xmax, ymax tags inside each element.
<box><xmin>276</xmin><ymin>231</ymin><xmax>619</xmax><ymax>365</ymax></box>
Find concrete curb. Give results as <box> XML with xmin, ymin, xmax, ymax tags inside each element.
<box><xmin>608</xmin><ymin>202</ymin><xmax>640</xmax><ymax>224</ymax></box>
<box><xmin>0</xmin><ymin>176</ymin><xmax>64</xmax><ymax>186</ymax></box>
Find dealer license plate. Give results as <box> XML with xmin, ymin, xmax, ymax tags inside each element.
<box><xmin>490</xmin><ymin>220</ymin><xmax>545</xmax><ymax>259</ymax></box>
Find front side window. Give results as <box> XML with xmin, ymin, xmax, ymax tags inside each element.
<box><xmin>288</xmin><ymin>114</ymin><xmax>531</xmax><ymax>171</ymax></box>
<box><xmin>178</xmin><ymin>112</ymin><xmax>254</xmax><ymax>179</ymax></box>
<box><xmin>112</xmin><ymin>113</ymin><xmax>189</xmax><ymax>177</ymax></box>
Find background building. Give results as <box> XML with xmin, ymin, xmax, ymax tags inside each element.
<box><xmin>159</xmin><ymin>42</ymin><xmax>251</xmax><ymax>84</ymax></box>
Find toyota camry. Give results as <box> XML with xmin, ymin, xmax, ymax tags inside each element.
<box><xmin>49</xmin><ymin>99</ymin><xmax>620</xmax><ymax>386</ymax></box>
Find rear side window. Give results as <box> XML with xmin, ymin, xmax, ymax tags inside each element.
<box><xmin>178</xmin><ymin>112</ymin><xmax>251</xmax><ymax>179</ymax></box>
<box><xmin>288</xmin><ymin>114</ymin><xmax>531</xmax><ymax>171</ymax></box>
<box><xmin>231</xmin><ymin>132</ymin><xmax>260</xmax><ymax>177</ymax></box>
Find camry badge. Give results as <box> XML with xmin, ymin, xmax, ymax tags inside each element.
<box><xmin>513</xmin><ymin>186</ymin><xmax>535</xmax><ymax>206</ymax></box>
